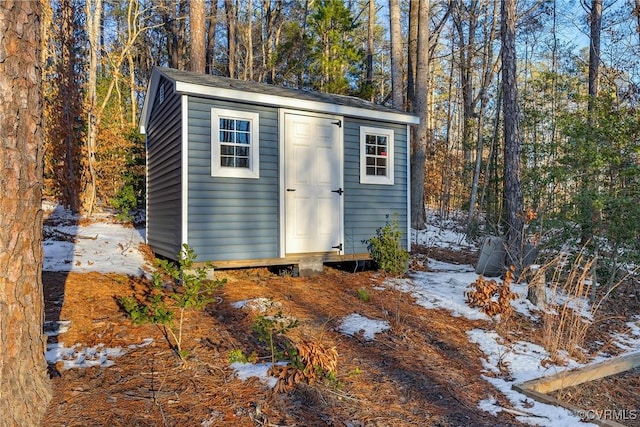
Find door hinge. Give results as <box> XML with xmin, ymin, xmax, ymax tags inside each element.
<box><xmin>332</xmin><ymin>120</ymin><xmax>342</xmax><ymax>128</ymax></box>
<box><xmin>332</xmin><ymin>243</ymin><xmax>343</xmax><ymax>251</ymax></box>
<box><xmin>331</xmin><ymin>188</ymin><xmax>344</xmax><ymax>196</ymax></box>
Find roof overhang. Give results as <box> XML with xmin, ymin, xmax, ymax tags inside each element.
<box><xmin>173</xmin><ymin>81</ymin><xmax>420</xmax><ymax>125</ymax></box>
<box><xmin>140</xmin><ymin>67</ymin><xmax>420</xmax><ymax>134</ymax></box>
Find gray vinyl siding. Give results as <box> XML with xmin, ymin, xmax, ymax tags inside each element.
<box><xmin>343</xmin><ymin>118</ymin><xmax>408</xmax><ymax>254</ymax></box>
<box><xmin>185</xmin><ymin>96</ymin><xmax>279</xmax><ymax>261</ymax></box>
<box><xmin>146</xmin><ymin>76</ymin><xmax>182</xmax><ymax>259</ymax></box>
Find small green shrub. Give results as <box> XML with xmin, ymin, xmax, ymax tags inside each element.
<box><xmin>356</xmin><ymin>287</ymin><xmax>370</xmax><ymax>302</ymax></box>
<box><xmin>228</xmin><ymin>349</ymin><xmax>257</xmax><ymax>364</ymax></box>
<box><xmin>119</xmin><ymin>244</ymin><xmax>225</xmax><ymax>362</ymax></box>
<box><xmin>110</xmin><ymin>184</ymin><xmax>137</xmax><ymax>221</ymax></box>
<box><xmin>366</xmin><ymin>213</ymin><xmax>410</xmax><ymax>276</ymax></box>
<box><xmin>252</xmin><ymin>311</ymin><xmax>300</xmax><ymax>365</ymax></box>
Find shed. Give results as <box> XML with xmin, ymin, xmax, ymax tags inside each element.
<box><xmin>139</xmin><ymin>66</ymin><xmax>419</xmax><ymax>273</ymax></box>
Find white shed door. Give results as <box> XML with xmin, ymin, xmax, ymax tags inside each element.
<box><xmin>284</xmin><ymin>113</ymin><xmax>343</xmax><ymax>254</ymax></box>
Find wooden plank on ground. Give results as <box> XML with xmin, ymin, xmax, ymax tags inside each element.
<box><xmin>512</xmin><ymin>352</ymin><xmax>640</xmax><ymax>427</ymax></box>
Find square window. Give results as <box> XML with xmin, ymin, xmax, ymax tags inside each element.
<box><xmin>211</xmin><ymin>108</ymin><xmax>260</xmax><ymax>179</ymax></box>
<box><xmin>360</xmin><ymin>126</ymin><xmax>394</xmax><ymax>185</ymax></box>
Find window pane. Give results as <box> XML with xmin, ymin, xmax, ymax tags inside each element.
<box><xmin>236</xmin><ymin>157</ymin><xmax>249</xmax><ymax>168</ymax></box>
<box><xmin>236</xmin><ymin>120</ymin><xmax>250</xmax><ymax>132</ymax></box>
<box><xmin>220</xmin><ymin>118</ymin><xmax>234</xmax><ymax>130</ymax></box>
<box><xmin>377</xmin><ymin>136</ymin><xmax>387</xmax><ymax>146</ymax></box>
<box><xmin>236</xmin><ymin>132</ymin><xmax>250</xmax><ymax>144</ymax></box>
<box><xmin>366</xmin><ymin>157</ymin><xmax>375</xmax><ymax>166</ymax></box>
<box><xmin>236</xmin><ymin>146</ymin><xmax>249</xmax><ymax>157</ymax></box>
<box><xmin>366</xmin><ymin>166</ymin><xmax>375</xmax><ymax>175</ymax></box>
<box><xmin>377</xmin><ymin>146</ymin><xmax>387</xmax><ymax>156</ymax></box>
<box><xmin>366</xmin><ymin>144</ymin><xmax>376</xmax><ymax>155</ymax></box>
<box><xmin>221</xmin><ymin>145</ymin><xmax>234</xmax><ymax>155</ymax></box>
<box><xmin>377</xmin><ymin>158</ymin><xmax>386</xmax><ymax>167</ymax></box>
<box><xmin>376</xmin><ymin>167</ymin><xmax>387</xmax><ymax>176</ymax></box>
<box><xmin>220</xmin><ymin>156</ymin><xmax>234</xmax><ymax>167</ymax></box>
<box><xmin>366</xmin><ymin>134</ymin><xmax>376</xmax><ymax>144</ymax></box>
<box><xmin>220</xmin><ymin>130</ymin><xmax>234</xmax><ymax>142</ymax></box>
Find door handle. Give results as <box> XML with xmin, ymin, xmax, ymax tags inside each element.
<box><xmin>331</xmin><ymin>188</ymin><xmax>344</xmax><ymax>195</ymax></box>
<box><xmin>286</xmin><ymin>188</ymin><xmax>296</xmax><ymax>192</ymax></box>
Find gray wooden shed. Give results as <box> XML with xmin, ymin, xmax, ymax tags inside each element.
<box><xmin>139</xmin><ymin>66</ymin><xmax>419</xmax><ymax>273</ymax></box>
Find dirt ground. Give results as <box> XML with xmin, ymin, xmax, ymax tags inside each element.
<box><xmin>41</xmin><ymin>241</ymin><xmax>640</xmax><ymax>426</ymax></box>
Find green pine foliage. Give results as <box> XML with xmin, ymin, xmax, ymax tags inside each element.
<box><xmin>119</xmin><ymin>244</ymin><xmax>225</xmax><ymax>362</ymax></box>
<box><xmin>307</xmin><ymin>0</ymin><xmax>363</xmax><ymax>94</ymax></box>
<box><xmin>558</xmin><ymin>96</ymin><xmax>640</xmax><ymax>254</ymax></box>
<box><xmin>366</xmin><ymin>213</ymin><xmax>410</xmax><ymax>277</ymax></box>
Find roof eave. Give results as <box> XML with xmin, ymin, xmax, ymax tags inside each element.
<box><xmin>174</xmin><ymin>81</ymin><xmax>420</xmax><ymax>125</ymax></box>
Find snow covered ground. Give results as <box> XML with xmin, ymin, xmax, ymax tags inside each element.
<box><xmin>42</xmin><ymin>203</ymin><xmax>640</xmax><ymax>426</ymax></box>
<box><xmin>43</xmin><ymin>203</ymin><xmax>148</xmax><ymax>275</ymax></box>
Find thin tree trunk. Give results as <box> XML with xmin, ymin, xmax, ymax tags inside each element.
<box><xmin>190</xmin><ymin>0</ymin><xmax>206</xmax><ymax>73</ymax></box>
<box><xmin>452</xmin><ymin>0</ymin><xmax>477</xmax><ymax>164</ymax></box>
<box><xmin>410</xmin><ymin>0</ymin><xmax>430</xmax><ymax>230</ymax></box>
<box><xmin>262</xmin><ymin>0</ymin><xmax>280</xmax><ymax>84</ymax></box>
<box><xmin>365</xmin><ymin>0</ymin><xmax>375</xmax><ymax>100</ymax></box>
<box><xmin>588</xmin><ymin>0</ymin><xmax>602</xmax><ymax>115</ymax></box>
<box><xmin>160</xmin><ymin>0</ymin><xmax>179</xmax><ymax>69</ymax></box>
<box><xmin>84</xmin><ymin>0</ymin><xmax>102</xmax><ymax>216</ymax></box>
<box><xmin>634</xmin><ymin>0</ymin><xmax>640</xmax><ymax>42</ymax></box>
<box><xmin>225</xmin><ymin>0</ymin><xmax>237</xmax><ymax>78</ymax></box>
<box><xmin>480</xmin><ymin>87</ymin><xmax>501</xmax><ymax>217</ymax></box>
<box><xmin>127</xmin><ymin>0</ymin><xmax>138</xmax><ymax>124</ymax></box>
<box><xmin>0</xmin><ymin>2</ymin><xmax>52</xmax><ymax>424</ymax></box>
<box><xmin>206</xmin><ymin>0</ymin><xmax>219</xmax><ymax>74</ymax></box>
<box><xmin>389</xmin><ymin>0</ymin><xmax>403</xmax><ymax>109</ymax></box>
<box><xmin>406</xmin><ymin>0</ymin><xmax>418</xmax><ymax>112</ymax></box>
<box><xmin>501</xmin><ymin>0</ymin><xmax>524</xmax><ymax>271</ymax></box>
<box><xmin>582</xmin><ymin>0</ymin><xmax>602</xmax><ymax>244</ymax></box>
<box><xmin>247</xmin><ymin>0</ymin><xmax>253</xmax><ymax>80</ymax></box>
<box><xmin>128</xmin><ymin>50</ymin><xmax>137</xmax><ymax>124</ymax></box>
<box><xmin>468</xmin><ymin>0</ymin><xmax>499</xmax><ymax>224</ymax></box>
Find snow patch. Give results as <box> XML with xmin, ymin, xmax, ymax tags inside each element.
<box><xmin>46</xmin><ymin>343</ymin><xmax>126</xmax><ymax>370</ymax></box>
<box><xmin>230</xmin><ymin>362</ymin><xmax>287</xmax><ymax>389</ymax></box>
<box><xmin>337</xmin><ymin>313</ymin><xmax>390</xmax><ymax>341</ymax></box>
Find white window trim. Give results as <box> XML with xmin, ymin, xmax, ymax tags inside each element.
<box><xmin>360</xmin><ymin>126</ymin><xmax>394</xmax><ymax>185</ymax></box>
<box><xmin>211</xmin><ymin>108</ymin><xmax>260</xmax><ymax>179</ymax></box>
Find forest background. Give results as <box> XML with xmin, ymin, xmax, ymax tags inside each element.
<box><xmin>43</xmin><ymin>0</ymin><xmax>640</xmax><ymax>273</ymax></box>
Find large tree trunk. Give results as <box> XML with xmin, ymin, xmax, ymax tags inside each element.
<box><xmin>190</xmin><ymin>0</ymin><xmax>206</xmax><ymax>73</ymax></box>
<box><xmin>389</xmin><ymin>0</ymin><xmax>404</xmax><ymax>110</ymax></box>
<box><xmin>56</xmin><ymin>0</ymin><xmax>83</xmax><ymax>213</ymax></box>
<box><xmin>0</xmin><ymin>1</ymin><xmax>52</xmax><ymax>425</ymax></box>
<box><xmin>189</xmin><ymin>0</ymin><xmax>206</xmax><ymax>74</ymax></box>
<box><xmin>501</xmin><ymin>0</ymin><xmax>524</xmax><ymax>270</ymax></box>
<box><xmin>410</xmin><ymin>0</ymin><xmax>430</xmax><ymax>230</ymax></box>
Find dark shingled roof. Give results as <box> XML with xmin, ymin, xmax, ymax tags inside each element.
<box><xmin>157</xmin><ymin>66</ymin><xmax>417</xmax><ymax>119</ymax></box>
